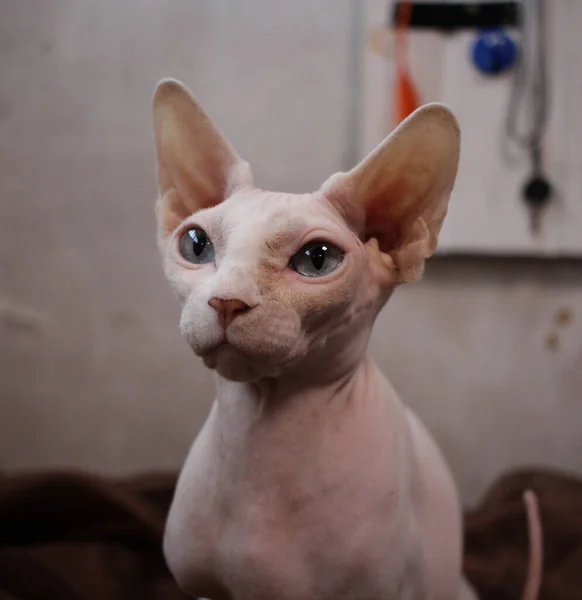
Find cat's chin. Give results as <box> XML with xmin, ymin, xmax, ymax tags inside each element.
<box><xmin>202</xmin><ymin>345</ymin><xmax>281</xmax><ymax>383</ymax></box>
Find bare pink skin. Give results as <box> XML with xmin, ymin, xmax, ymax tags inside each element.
<box><xmin>152</xmin><ymin>79</ymin><xmax>540</xmax><ymax>600</ymax></box>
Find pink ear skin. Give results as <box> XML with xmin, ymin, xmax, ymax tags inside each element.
<box><xmin>152</xmin><ymin>79</ymin><xmax>252</xmax><ymax>242</ymax></box>
<box><xmin>321</xmin><ymin>103</ymin><xmax>460</xmax><ymax>284</ymax></box>
<box><xmin>156</xmin><ymin>189</ymin><xmax>191</xmax><ymax>241</ymax></box>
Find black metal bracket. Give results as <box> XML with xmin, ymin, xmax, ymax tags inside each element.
<box><xmin>390</xmin><ymin>2</ymin><xmax>521</xmax><ymax>32</ymax></box>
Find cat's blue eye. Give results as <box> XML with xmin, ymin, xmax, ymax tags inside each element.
<box><xmin>290</xmin><ymin>241</ymin><xmax>343</xmax><ymax>278</ymax></box>
<box><xmin>180</xmin><ymin>227</ymin><xmax>215</xmax><ymax>264</ymax></box>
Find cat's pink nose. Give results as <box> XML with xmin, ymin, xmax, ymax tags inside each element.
<box><xmin>208</xmin><ymin>297</ymin><xmax>251</xmax><ymax>329</ymax></box>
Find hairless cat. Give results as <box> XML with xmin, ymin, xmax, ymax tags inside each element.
<box><xmin>152</xmin><ymin>78</ymin><xmax>542</xmax><ymax>600</ymax></box>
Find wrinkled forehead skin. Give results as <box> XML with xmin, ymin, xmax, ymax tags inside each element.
<box><xmin>194</xmin><ymin>187</ymin><xmax>357</xmax><ymax>268</ymax></box>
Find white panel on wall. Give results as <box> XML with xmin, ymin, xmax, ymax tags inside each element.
<box><xmin>362</xmin><ymin>0</ymin><xmax>582</xmax><ymax>257</ymax></box>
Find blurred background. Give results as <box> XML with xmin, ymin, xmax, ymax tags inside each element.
<box><xmin>0</xmin><ymin>0</ymin><xmax>581</xmax><ymax>505</ymax></box>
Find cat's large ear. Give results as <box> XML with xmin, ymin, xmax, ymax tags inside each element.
<box><xmin>322</xmin><ymin>103</ymin><xmax>460</xmax><ymax>283</ymax></box>
<box><xmin>153</xmin><ymin>79</ymin><xmax>252</xmax><ymax>240</ymax></box>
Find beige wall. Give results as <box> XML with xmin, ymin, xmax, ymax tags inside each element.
<box><xmin>1</xmin><ymin>0</ymin><xmax>581</xmax><ymax>505</ymax></box>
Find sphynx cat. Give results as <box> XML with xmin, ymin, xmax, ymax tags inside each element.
<box><xmin>152</xmin><ymin>79</ymin><xmax>542</xmax><ymax>600</ymax></box>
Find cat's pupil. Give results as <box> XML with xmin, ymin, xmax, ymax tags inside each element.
<box><xmin>309</xmin><ymin>245</ymin><xmax>326</xmax><ymax>271</ymax></box>
<box><xmin>289</xmin><ymin>240</ymin><xmax>342</xmax><ymax>277</ymax></box>
<box><xmin>190</xmin><ymin>229</ymin><xmax>207</xmax><ymax>256</ymax></box>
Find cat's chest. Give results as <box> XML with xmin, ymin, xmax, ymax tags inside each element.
<box><xmin>166</xmin><ymin>470</ymin><xmax>419</xmax><ymax>600</ymax></box>
<box><xmin>164</xmin><ymin>397</ymin><xmax>418</xmax><ymax>599</ymax></box>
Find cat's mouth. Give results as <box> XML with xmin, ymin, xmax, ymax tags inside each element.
<box><xmin>198</xmin><ymin>335</ymin><xmax>249</xmax><ymax>361</ymax></box>
<box><xmin>202</xmin><ymin>342</ymin><xmax>285</xmax><ymax>382</ymax></box>
<box><xmin>199</xmin><ymin>333</ymin><xmax>285</xmax><ymax>365</ymax></box>
<box><xmin>198</xmin><ymin>337</ymin><xmax>228</xmax><ymax>358</ymax></box>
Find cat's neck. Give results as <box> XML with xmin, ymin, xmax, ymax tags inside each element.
<box><xmin>215</xmin><ymin>355</ymin><xmax>377</xmax><ymax>416</ymax></box>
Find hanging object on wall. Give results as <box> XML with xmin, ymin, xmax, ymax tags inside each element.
<box><xmin>390</xmin><ymin>2</ymin><xmax>520</xmax><ymax>32</ymax></box>
<box><xmin>371</xmin><ymin>2</ymin><xmax>582</xmax><ymax>256</ymax></box>
<box><xmin>394</xmin><ymin>0</ymin><xmax>421</xmax><ymax>125</ymax></box>
<box><xmin>471</xmin><ymin>28</ymin><xmax>518</xmax><ymax>75</ymax></box>
<box><xmin>390</xmin><ymin>3</ymin><xmax>522</xmax><ymax>125</ymax></box>
<box><xmin>505</xmin><ymin>0</ymin><xmax>552</xmax><ymax>235</ymax></box>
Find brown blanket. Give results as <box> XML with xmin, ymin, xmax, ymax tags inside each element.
<box><xmin>464</xmin><ymin>469</ymin><xmax>582</xmax><ymax>600</ymax></box>
<box><xmin>0</xmin><ymin>468</ymin><xmax>580</xmax><ymax>599</ymax></box>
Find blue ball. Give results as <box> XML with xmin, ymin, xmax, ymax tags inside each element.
<box><xmin>471</xmin><ymin>28</ymin><xmax>518</xmax><ymax>76</ymax></box>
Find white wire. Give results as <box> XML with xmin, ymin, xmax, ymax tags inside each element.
<box><xmin>505</xmin><ymin>0</ymin><xmax>549</xmax><ymax>166</ymax></box>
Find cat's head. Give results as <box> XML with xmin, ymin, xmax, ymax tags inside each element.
<box><xmin>152</xmin><ymin>79</ymin><xmax>460</xmax><ymax>383</ymax></box>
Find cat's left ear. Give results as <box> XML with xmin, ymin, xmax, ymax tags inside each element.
<box><xmin>322</xmin><ymin>103</ymin><xmax>460</xmax><ymax>283</ymax></box>
<box><xmin>153</xmin><ymin>79</ymin><xmax>252</xmax><ymax>240</ymax></box>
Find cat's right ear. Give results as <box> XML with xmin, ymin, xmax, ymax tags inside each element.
<box><xmin>153</xmin><ymin>79</ymin><xmax>252</xmax><ymax>240</ymax></box>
